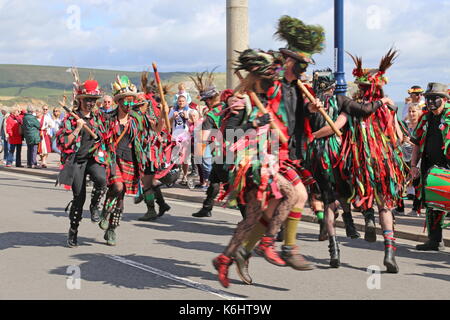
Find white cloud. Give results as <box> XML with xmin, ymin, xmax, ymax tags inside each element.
<box><xmin>0</xmin><ymin>0</ymin><xmax>448</xmax><ymax>101</ymax></box>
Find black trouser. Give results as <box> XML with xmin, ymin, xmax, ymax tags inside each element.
<box><xmin>422</xmin><ymin>158</ymin><xmax>448</xmax><ymax>243</ymax></box>
<box><xmin>72</xmin><ymin>158</ymin><xmax>107</xmax><ymax>210</ymax></box>
<box><xmin>202</xmin><ymin>163</ymin><xmax>246</xmax><ymax>217</ymax></box>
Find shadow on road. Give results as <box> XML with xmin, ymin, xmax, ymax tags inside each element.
<box><xmin>49</xmin><ymin>253</ymin><xmax>250</xmax><ymax>297</ymax></box>
<box><xmin>0</xmin><ymin>232</ymin><xmax>99</xmax><ymax>250</ymax></box>
<box><xmin>133</xmin><ymin>215</ymin><xmax>236</xmax><ymax>237</ymax></box>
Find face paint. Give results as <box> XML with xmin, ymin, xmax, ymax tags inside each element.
<box><xmin>293</xmin><ymin>62</ymin><xmax>307</xmax><ymax>78</ymax></box>
<box><xmin>426</xmin><ymin>96</ymin><xmax>443</xmax><ymax>111</ymax></box>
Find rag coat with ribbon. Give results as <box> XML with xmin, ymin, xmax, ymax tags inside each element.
<box><xmin>341</xmin><ymin>97</ymin><xmax>407</xmax><ymax>210</ymax></box>
<box><xmin>222</xmin><ymin>80</ymin><xmax>315</xmax><ymax>209</ymax></box>
<box><xmin>55</xmin><ymin>110</ymin><xmax>108</xmax><ymax>189</ymax></box>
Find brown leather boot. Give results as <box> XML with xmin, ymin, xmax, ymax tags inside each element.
<box><xmin>281</xmin><ymin>245</ymin><xmax>314</xmax><ymax>270</ymax></box>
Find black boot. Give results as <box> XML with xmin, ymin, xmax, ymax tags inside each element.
<box><xmin>67</xmin><ymin>202</ymin><xmax>82</xmax><ymax>247</ymax></box>
<box><xmin>192</xmin><ymin>207</ymin><xmax>212</xmax><ymax>217</ymax></box>
<box><xmin>384</xmin><ymin>239</ymin><xmax>399</xmax><ymax>273</ymax></box>
<box><xmin>343</xmin><ymin>212</ymin><xmax>361</xmax><ymax>239</ymax></box>
<box><xmin>139</xmin><ymin>198</ymin><xmax>158</xmax><ymax>221</ymax></box>
<box><xmin>67</xmin><ymin>227</ymin><xmax>78</xmax><ymax>247</ymax></box>
<box><xmin>363</xmin><ymin>208</ymin><xmax>377</xmax><ymax>243</ymax></box>
<box><xmin>89</xmin><ymin>186</ymin><xmax>106</xmax><ymax>223</ymax></box>
<box><xmin>155</xmin><ymin>186</ymin><xmax>170</xmax><ymax>217</ymax></box>
<box><xmin>328</xmin><ymin>236</ymin><xmax>340</xmax><ymax>268</ymax></box>
<box><xmin>318</xmin><ymin>219</ymin><xmax>327</xmax><ymax>241</ymax></box>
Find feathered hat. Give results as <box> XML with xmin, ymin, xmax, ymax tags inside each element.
<box><xmin>234</xmin><ymin>49</ymin><xmax>282</xmax><ymax>80</ymax></box>
<box><xmin>312</xmin><ymin>68</ymin><xmax>336</xmax><ymax>95</ymax></box>
<box><xmin>347</xmin><ymin>48</ymin><xmax>398</xmax><ymax>87</ymax></box>
<box><xmin>189</xmin><ymin>70</ymin><xmax>219</xmax><ymax>101</ymax></box>
<box><xmin>275</xmin><ymin>15</ymin><xmax>325</xmax><ymax>65</ymax></box>
<box><xmin>71</xmin><ymin>67</ymin><xmax>102</xmax><ymax>100</ymax></box>
<box><xmin>111</xmin><ymin>75</ymin><xmax>138</xmax><ymax>102</ymax></box>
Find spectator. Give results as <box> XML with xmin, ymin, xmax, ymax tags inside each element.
<box><xmin>22</xmin><ymin>106</ymin><xmax>41</xmax><ymax>168</ymax></box>
<box><xmin>393</xmin><ymin>103</ymin><xmax>423</xmax><ymax>216</ymax></box>
<box><xmin>169</xmin><ymin>94</ymin><xmax>193</xmax><ymax>185</ymax></box>
<box><xmin>1</xmin><ymin>109</ymin><xmax>9</xmax><ymax>164</ymax></box>
<box><xmin>5</xmin><ymin>107</ymin><xmax>24</xmax><ymax>167</ymax></box>
<box><xmin>173</xmin><ymin>83</ymin><xmax>192</xmax><ymax>106</ymax></box>
<box><xmin>51</xmin><ymin>107</ymin><xmax>63</xmax><ymax>153</ymax></box>
<box><xmin>100</xmin><ymin>95</ymin><xmax>115</xmax><ymax>113</ymax></box>
<box><xmin>402</xmin><ymin>85</ymin><xmax>425</xmax><ymax>120</ymax></box>
<box><xmin>36</xmin><ymin>106</ymin><xmax>53</xmax><ymax>168</ymax></box>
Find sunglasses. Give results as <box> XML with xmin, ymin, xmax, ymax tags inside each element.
<box><xmin>123</xmin><ymin>101</ymin><xmax>136</xmax><ymax>106</ymax></box>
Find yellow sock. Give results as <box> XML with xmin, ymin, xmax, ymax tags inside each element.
<box><xmin>284</xmin><ymin>208</ymin><xmax>302</xmax><ymax>246</ymax></box>
<box><xmin>243</xmin><ymin>219</ymin><xmax>268</xmax><ymax>253</ymax></box>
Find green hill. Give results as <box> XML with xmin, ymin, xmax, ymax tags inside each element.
<box><xmin>0</xmin><ymin>64</ymin><xmax>226</xmax><ymax>108</ymax></box>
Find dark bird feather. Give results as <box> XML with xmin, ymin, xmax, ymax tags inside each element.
<box><xmin>275</xmin><ymin>15</ymin><xmax>325</xmax><ymax>55</ymax></box>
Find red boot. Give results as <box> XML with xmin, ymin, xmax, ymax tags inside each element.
<box><xmin>212</xmin><ymin>254</ymin><xmax>233</xmax><ymax>288</ymax></box>
<box><xmin>255</xmin><ymin>236</ymin><xmax>286</xmax><ymax>266</ymax></box>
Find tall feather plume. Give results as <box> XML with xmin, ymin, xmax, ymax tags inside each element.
<box><xmin>141</xmin><ymin>71</ymin><xmax>149</xmax><ymax>93</ymax></box>
<box><xmin>346</xmin><ymin>52</ymin><xmax>363</xmax><ymax>75</ymax></box>
<box><xmin>275</xmin><ymin>15</ymin><xmax>325</xmax><ymax>54</ymax></box>
<box><xmin>379</xmin><ymin>47</ymin><xmax>398</xmax><ymax>73</ymax></box>
<box><xmin>189</xmin><ymin>71</ymin><xmax>207</xmax><ymax>94</ymax></box>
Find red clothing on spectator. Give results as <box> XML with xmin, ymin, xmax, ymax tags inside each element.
<box><xmin>6</xmin><ymin>113</ymin><xmax>23</xmax><ymax>144</ymax></box>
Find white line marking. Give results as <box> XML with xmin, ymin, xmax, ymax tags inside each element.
<box><xmin>107</xmin><ymin>255</ymin><xmax>246</xmax><ymax>300</ymax></box>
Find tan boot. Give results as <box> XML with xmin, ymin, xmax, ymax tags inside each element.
<box><xmin>281</xmin><ymin>245</ymin><xmax>314</xmax><ymax>270</ymax></box>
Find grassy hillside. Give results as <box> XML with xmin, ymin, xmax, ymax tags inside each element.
<box><xmin>0</xmin><ymin>64</ymin><xmax>226</xmax><ymax>109</ymax></box>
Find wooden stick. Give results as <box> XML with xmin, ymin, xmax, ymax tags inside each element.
<box><xmin>59</xmin><ymin>98</ymin><xmax>98</xmax><ymax>140</ymax></box>
<box><xmin>152</xmin><ymin>62</ymin><xmax>171</xmax><ymax>132</ymax></box>
<box><xmin>235</xmin><ymin>71</ymin><xmax>288</xmax><ymax>144</ymax></box>
<box><xmin>297</xmin><ymin>80</ymin><xmax>342</xmax><ymax>137</ymax></box>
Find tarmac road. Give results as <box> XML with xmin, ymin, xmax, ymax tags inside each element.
<box><xmin>0</xmin><ymin>171</ymin><xmax>449</xmax><ymax>300</ymax></box>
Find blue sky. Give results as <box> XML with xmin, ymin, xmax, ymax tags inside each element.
<box><xmin>0</xmin><ymin>0</ymin><xmax>448</xmax><ymax>102</ymax></box>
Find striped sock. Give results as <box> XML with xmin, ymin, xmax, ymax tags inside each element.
<box><xmin>383</xmin><ymin>230</ymin><xmax>395</xmax><ymax>240</ymax></box>
<box><xmin>243</xmin><ymin>217</ymin><xmax>269</xmax><ymax>253</ymax></box>
<box><xmin>144</xmin><ymin>193</ymin><xmax>155</xmax><ymax>202</ymax></box>
<box><xmin>284</xmin><ymin>208</ymin><xmax>302</xmax><ymax>246</ymax></box>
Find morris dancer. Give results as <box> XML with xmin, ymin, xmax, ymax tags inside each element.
<box><xmin>213</xmin><ymin>46</ymin><xmax>320</xmax><ymax>287</ymax></box>
<box><xmin>342</xmin><ymin>49</ymin><xmax>406</xmax><ymax>272</ymax></box>
<box><xmin>411</xmin><ymin>82</ymin><xmax>449</xmax><ymax>251</ymax></box>
<box><xmin>304</xmin><ymin>68</ymin><xmax>393</xmax><ymax>267</ymax></box>
<box><xmin>98</xmin><ymin>76</ymin><xmax>150</xmax><ymax>246</ymax></box>
<box><xmin>56</xmin><ymin>71</ymin><xmax>108</xmax><ymax>247</ymax></box>
<box><xmin>136</xmin><ymin>73</ymin><xmax>171</xmax><ymax>221</ymax></box>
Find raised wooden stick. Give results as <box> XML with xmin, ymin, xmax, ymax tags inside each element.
<box><xmin>235</xmin><ymin>71</ymin><xmax>288</xmax><ymax>144</ymax></box>
<box><xmin>297</xmin><ymin>80</ymin><xmax>342</xmax><ymax>137</ymax></box>
<box><xmin>58</xmin><ymin>96</ymin><xmax>98</xmax><ymax>140</ymax></box>
<box><xmin>152</xmin><ymin>62</ymin><xmax>171</xmax><ymax>132</ymax></box>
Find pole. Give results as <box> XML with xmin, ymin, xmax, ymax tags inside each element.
<box><xmin>334</xmin><ymin>0</ymin><xmax>347</xmax><ymax>96</ymax></box>
<box><xmin>226</xmin><ymin>0</ymin><xmax>249</xmax><ymax>89</ymax></box>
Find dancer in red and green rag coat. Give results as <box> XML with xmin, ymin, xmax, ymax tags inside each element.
<box><xmin>56</xmin><ymin>70</ymin><xmax>108</xmax><ymax>248</ymax></box>
<box><xmin>304</xmin><ymin>68</ymin><xmax>393</xmax><ymax>267</ymax></box>
<box><xmin>342</xmin><ymin>49</ymin><xmax>406</xmax><ymax>273</ymax></box>
<box><xmin>98</xmin><ymin>75</ymin><xmax>153</xmax><ymax>246</ymax></box>
<box><xmin>136</xmin><ymin>73</ymin><xmax>172</xmax><ymax>221</ymax></box>
<box><xmin>410</xmin><ymin>82</ymin><xmax>449</xmax><ymax>251</ymax></box>
<box><xmin>212</xmin><ymin>48</ymin><xmax>320</xmax><ymax>288</ymax></box>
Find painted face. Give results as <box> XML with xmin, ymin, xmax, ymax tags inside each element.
<box><xmin>81</xmin><ymin>97</ymin><xmax>98</xmax><ymax>111</ymax></box>
<box><xmin>120</xmin><ymin>96</ymin><xmax>135</xmax><ymax>112</ymax></box>
<box><xmin>426</xmin><ymin>95</ymin><xmax>443</xmax><ymax>111</ymax></box>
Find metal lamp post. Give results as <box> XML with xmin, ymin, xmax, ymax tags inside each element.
<box><xmin>334</xmin><ymin>0</ymin><xmax>347</xmax><ymax>95</ymax></box>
